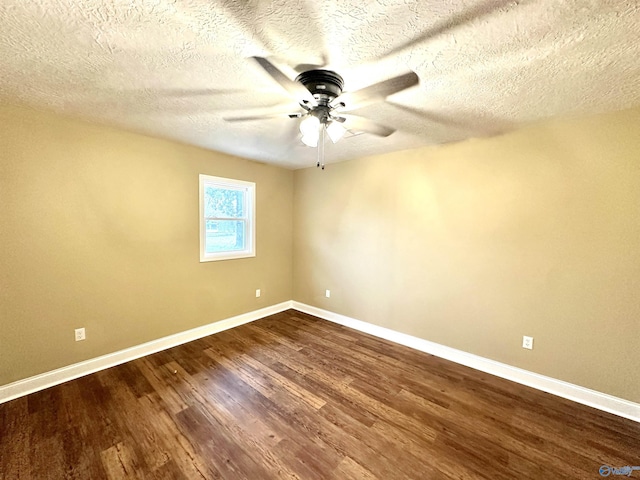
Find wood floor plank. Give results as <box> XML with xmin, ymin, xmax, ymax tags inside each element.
<box><xmin>332</xmin><ymin>456</ymin><xmax>378</xmax><ymax>480</ymax></box>
<box><xmin>137</xmin><ymin>392</ymin><xmax>221</xmax><ymax>480</ymax></box>
<box><xmin>0</xmin><ymin>397</ymin><xmax>31</xmax><ymax>480</ymax></box>
<box><xmin>100</xmin><ymin>441</ymin><xmax>144</xmax><ymax>480</ymax></box>
<box><xmin>1</xmin><ymin>309</ymin><xmax>638</xmax><ymax>479</ymax></box>
<box><xmin>136</xmin><ymin>357</ymin><xmax>190</xmax><ymax>414</ymax></box>
<box><xmin>166</xmin><ymin>362</ymin><xmax>303</xmax><ymax>480</ymax></box>
<box><xmin>61</xmin><ymin>425</ymin><xmax>109</xmax><ymax>480</ymax></box>
<box><xmin>317</xmin><ymin>402</ymin><xmax>440</xmax><ymax>479</ymax></box>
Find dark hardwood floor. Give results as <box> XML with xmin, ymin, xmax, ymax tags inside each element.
<box><xmin>1</xmin><ymin>309</ymin><xmax>638</xmax><ymax>479</ymax></box>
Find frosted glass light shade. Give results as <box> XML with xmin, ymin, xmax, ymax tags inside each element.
<box><xmin>326</xmin><ymin>121</ymin><xmax>346</xmax><ymax>143</ymax></box>
<box><xmin>299</xmin><ymin>115</ymin><xmax>320</xmax><ymax>137</ymax></box>
<box><xmin>301</xmin><ymin>133</ymin><xmax>318</xmax><ymax>147</ymax></box>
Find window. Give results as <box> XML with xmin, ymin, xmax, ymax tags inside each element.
<box><xmin>199</xmin><ymin>174</ymin><xmax>255</xmax><ymax>262</ymax></box>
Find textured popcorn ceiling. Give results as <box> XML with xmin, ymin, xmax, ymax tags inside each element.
<box><xmin>1</xmin><ymin>1</ymin><xmax>639</xmax><ymax>169</ymax></box>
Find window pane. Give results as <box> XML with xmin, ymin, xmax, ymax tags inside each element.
<box><xmin>204</xmin><ymin>186</ymin><xmax>245</xmax><ymax>218</ymax></box>
<box><xmin>205</xmin><ymin>220</ymin><xmax>246</xmax><ymax>253</ymax></box>
<box><xmin>199</xmin><ymin>174</ymin><xmax>254</xmax><ymax>262</ymax></box>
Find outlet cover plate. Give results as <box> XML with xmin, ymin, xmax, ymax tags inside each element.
<box><xmin>522</xmin><ymin>335</ymin><xmax>533</xmax><ymax>350</ymax></box>
<box><xmin>75</xmin><ymin>328</ymin><xmax>86</xmax><ymax>342</ymax></box>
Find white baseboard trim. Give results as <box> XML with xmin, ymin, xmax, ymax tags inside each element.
<box><xmin>291</xmin><ymin>301</ymin><xmax>640</xmax><ymax>424</ymax></box>
<box><xmin>0</xmin><ymin>301</ymin><xmax>293</xmax><ymax>405</ymax></box>
<box><xmin>5</xmin><ymin>299</ymin><xmax>638</xmax><ymax>424</ymax></box>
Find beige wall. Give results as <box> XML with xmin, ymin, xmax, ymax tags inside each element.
<box><xmin>0</xmin><ymin>104</ymin><xmax>293</xmax><ymax>386</ymax></box>
<box><xmin>3</xmin><ymin>101</ymin><xmax>639</xmax><ymax>404</ymax></box>
<box><xmin>293</xmin><ymin>107</ymin><xmax>640</xmax><ymax>403</ymax></box>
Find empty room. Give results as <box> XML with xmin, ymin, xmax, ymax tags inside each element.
<box><xmin>1</xmin><ymin>1</ymin><xmax>639</xmax><ymax>479</ymax></box>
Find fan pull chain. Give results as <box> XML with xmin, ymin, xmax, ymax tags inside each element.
<box><xmin>317</xmin><ymin>125</ymin><xmax>325</xmax><ymax>170</ymax></box>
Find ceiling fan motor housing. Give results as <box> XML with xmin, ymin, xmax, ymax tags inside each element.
<box><xmin>295</xmin><ymin>70</ymin><xmax>344</xmax><ymax>100</ymax></box>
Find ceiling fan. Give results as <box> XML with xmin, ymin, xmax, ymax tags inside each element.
<box><xmin>225</xmin><ymin>57</ymin><xmax>419</xmax><ymax>168</ymax></box>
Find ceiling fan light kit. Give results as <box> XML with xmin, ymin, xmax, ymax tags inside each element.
<box><xmin>298</xmin><ymin>103</ymin><xmax>347</xmax><ymax>149</ymax></box>
<box><xmin>225</xmin><ymin>57</ymin><xmax>420</xmax><ymax>169</ymax></box>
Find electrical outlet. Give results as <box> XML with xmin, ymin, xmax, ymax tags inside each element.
<box><xmin>522</xmin><ymin>335</ymin><xmax>533</xmax><ymax>350</ymax></box>
<box><xmin>325</xmin><ymin>289</ymin><xmax>331</xmax><ymax>298</ymax></box>
<box><xmin>256</xmin><ymin>289</ymin><xmax>261</xmax><ymax>298</ymax></box>
<box><xmin>75</xmin><ymin>328</ymin><xmax>86</xmax><ymax>342</ymax></box>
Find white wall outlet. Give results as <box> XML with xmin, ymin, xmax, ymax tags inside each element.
<box><xmin>522</xmin><ymin>335</ymin><xmax>533</xmax><ymax>350</ymax></box>
<box><xmin>75</xmin><ymin>328</ymin><xmax>86</xmax><ymax>342</ymax></box>
<box><xmin>325</xmin><ymin>289</ymin><xmax>331</xmax><ymax>298</ymax></box>
<box><xmin>256</xmin><ymin>289</ymin><xmax>261</xmax><ymax>298</ymax></box>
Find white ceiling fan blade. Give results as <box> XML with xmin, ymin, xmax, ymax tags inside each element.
<box><xmin>331</xmin><ymin>72</ymin><xmax>419</xmax><ymax>111</ymax></box>
<box><xmin>251</xmin><ymin>57</ymin><xmax>317</xmax><ymax>107</ymax></box>
<box><xmin>338</xmin><ymin>115</ymin><xmax>396</xmax><ymax>137</ymax></box>
<box><xmin>224</xmin><ymin>111</ymin><xmax>303</xmax><ymax>122</ymax></box>
<box><xmin>378</xmin><ymin>0</ymin><xmax>521</xmax><ymax>61</ymax></box>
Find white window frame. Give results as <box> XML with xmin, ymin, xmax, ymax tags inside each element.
<box><xmin>199</xmin><ymin>174</ymin><xmax>256</xmax><ymax>262</ymax></box>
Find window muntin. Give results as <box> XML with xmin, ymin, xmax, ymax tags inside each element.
<box><xmin>199</xmin><ymin>175</ymin><xmax>255</xmax><ymax>261</ymax></box>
